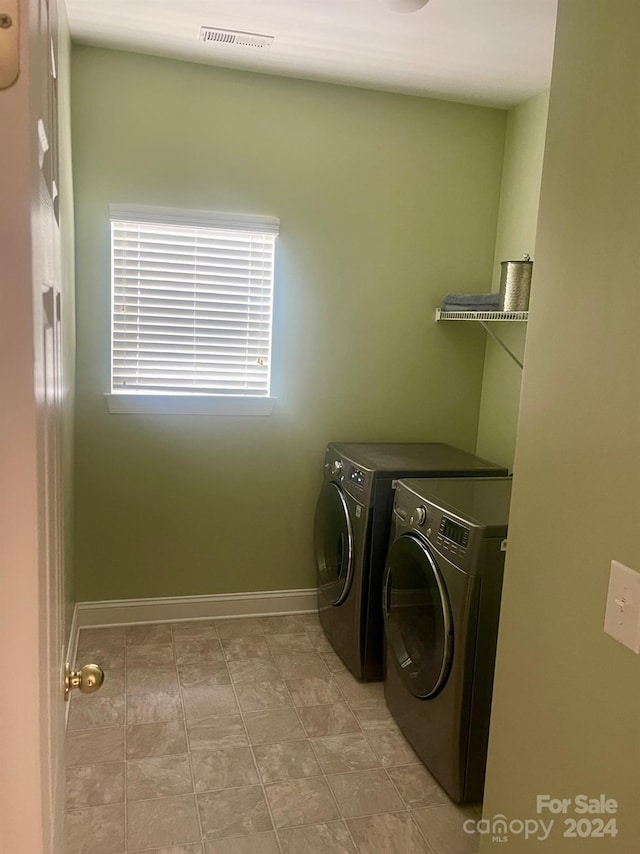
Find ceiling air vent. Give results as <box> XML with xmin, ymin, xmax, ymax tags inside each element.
<box><xmin>199</xmin><ymin>27</ymin><xmax>275</xmax><ymax>50</ymax></box>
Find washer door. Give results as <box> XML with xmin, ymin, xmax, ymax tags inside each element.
<box><xmin>314</xmin><ymin>481</ymin><xmax>354</xmax><ymax>606</ymax></box>
<box><xmin>383</xmin><ymin>533</ymin><xmax>453</xmax><ymax>699</ymax></box>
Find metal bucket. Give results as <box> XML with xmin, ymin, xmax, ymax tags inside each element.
<box><xmin>499</xmin><ymin>256</ymin><xmax>533</xmax><ymax>311</ymax></box>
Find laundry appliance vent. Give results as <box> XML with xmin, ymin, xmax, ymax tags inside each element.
<box><xmin>199</xmin><ymin>27</ymin><xmax>275</xmax><ymax>49</ymax></box>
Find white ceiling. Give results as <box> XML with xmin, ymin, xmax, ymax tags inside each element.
<box><xmin>64</xmin><ymin>0</ymin><xmax>558</xmax><ymax>109</ymax></box>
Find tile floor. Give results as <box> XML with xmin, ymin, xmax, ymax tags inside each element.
<box><xmin>65</xmin><ymin>614</ymin><xmax>480</xmax><ymax>854</ymax></box>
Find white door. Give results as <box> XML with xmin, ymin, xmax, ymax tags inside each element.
<box><xmin>0</xmin><ymin>1</ymin><xmax>67</xmax><ymax>851</ymax></box>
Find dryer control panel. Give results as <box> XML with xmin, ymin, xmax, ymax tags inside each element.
<box><xmin>392</xmin><ymin>477</ymin><xmax>511</xmax><ymax>574</ymax></box>
<box><xmin>438</xmin><ymin>517</ymin><xmax>470</xmax><ymax>549</ymax></box>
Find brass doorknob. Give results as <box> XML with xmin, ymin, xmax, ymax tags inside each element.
<box><xmin>64</xmin><ymin>662</ymin><xmax>105</xmax><ymax>701</ymax></box>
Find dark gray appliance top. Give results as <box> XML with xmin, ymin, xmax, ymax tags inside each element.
<box><xmin>400</xmin><ymin>477</ymin><xmax>512</xmax><ymax>535</ymax></box>
<box><xmin>329</xmin><ymin>442</ymin><xmax>507</xmax><ymax>478</ymax></box>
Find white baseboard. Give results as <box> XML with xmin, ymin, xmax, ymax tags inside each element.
<box><xmin>76</xmin><ymin>588</ymin><xmax>318</xmax><ymax>628</ymax></box>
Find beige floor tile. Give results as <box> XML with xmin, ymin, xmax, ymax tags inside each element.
<box><xmin>76</xmin><ymin>628</ymin><xmax>124</xmax><ymax>665</ymax></box>
<box><xmin>320</xmin><ymin>651</ymin><xmax>348</xmax><ymax>674</ymax></box>
<box><xmin>138</xmin><ymin>845</ymin><xmax>203</xmax><ymax>854</ymax></box>
<box><xmin>126</xmin><ymin>690</ymin><xmax>183</xmax><ymax>725</ymax></box>
<box><xmin>66</xmin><ymin>727</ymin><xmax>124</xmax><ymax>766</ymax></box>
<box><xmin>126</xmin><ymin>665</ymin><xmax>179</xmax><ymax>696</ymax></box>
<box><xmin>221</xmin><ymin>636</ymin><xmax>271</xmax><ymax>660</ymax></box>
<box><xmin>311</xmin><ymin>734</ymin><xmax>380</xmax><ymax>774</ymax></box>
<box><xmin>326</xmin><ymin>769</ymin><xmax>404</xmax><ymax>818</ymax></box>
<box><xmin>126</xmin><ymin>643</ymin><xmax>175</xmax><ymax>667</ymax></box>
<box><xmin>274</xmin><ymin>654</ymin><xmax>329</xmax><ymax>679</ymax></box>
<box><xmin>347</xmin><ymin>811</ymin><xmax>431</xmax><ymax>854</ymax></box>
<box><xmin>264</xmin><ymin>777</ymin><xmax>340</xmax><ymax>828</ymax></box>
<box><xmin>298</xmin><ymin>612</ymin><xmax>321</xmax><ymax>629</ymax></box>
<box><xmin>235</xmin><ymin>679</ymin><xmax>292</xmax><ymax>712</ymax></box>
<box><xmin>68</xmin><ymin>616</ymin><xmax>445</xmax><ymax>854</ymax></box>
<box><xmin>127</xmin><ymin>794</ymin><xmax>200</xmax><ymax>851</ymax></box>
<box><xmin>366</xmin><ymin>727</ymin><xmax>419</xmax><ymax>767</ymax></box>
<box><xmin>197</xmin><ymin>786</ymin><xmax>272</xmax><ymax>840</ymax></box>
<box><xmin>253</xmin><ymin>740</ymin><xmax>321</xmax><ymax>783</ymax></box>
<box><xmin>298</xmin><ymin>703</ymin><xmax>360</xmax><ymax>738</ymax></box>
<box><xmin>126</xmin><ymin>719</ymin><xmax>188</xmax><ymax>760</ymax></box>
<box><xmin>244</xmin><ymin>708</ymin><xmax>306</xmax><ymax>745</ymax></box>
<box><xmin>386</xmin><ymin>764</ymin><xmax>449</xmax><ymax>809</ymax></box>
<box><xmin>186</xmin><ymin>715</ymin><xmax>249</xmax><ymax>750</ymax></box>
<box><xmin>191</xmin><ymin>746</ymin><xmax>259</xmax><ymax>792</ymax></box>
<box><xmin>277</xmin><ymin>820</ymin><xmax>357</xmax><ymax>854</ymax></box>
<box><xmin>286</xmin><ymin>676</ymin><xmax>343</xmax><ymax>707</ymax></box>
<box><xmin>68</xmin><ymin>695</ymin><xmax>125</xmax><ymax>731</ymax></box>
<box><xmin>126</xmin><ymin>754</ymin><xmax>193</xmax><ymax>801</ymax></box>
<box><xmin>182</xmin><ymin>685</ymin><xmax>239</xmax><ymax>720</ymax></box>
<box><xmin>174</xmin><ymin>638</ymin><xmax>225</xmax><ymax>666</ymax></box>
<box><xmin>332</xmin><ymin>673</ymin><xmax>385</xmax><ymax>710</ymax></box>
<box><xmin>214</xmin><ymin>617</ymin><xmax>265</xmax><ymax>639</ymax></box>
<box><xmin>65</xmin><ymin>762</ymin><xmax>125</xmax><ymax>810</ymax></box>
<box><xmin>171</xmin><ymin>620</ymin><xmax>218</xmax><ymax>641</ymax></box>
<box><xmin>204</xmin><ymin>834</ymin><xmax>279</xmax><ymax>854</ymax></box>
<box><xmin>64</xmin><ymin>803</ymin><xmax>125</xmax><ymax>854</ymax></box>
<box><xmin>304</xmin><ymin>627</ymin><xmax>335</xmax><ymax>653</ymax></box>
<box><xmin>227</xmin><ymin>657</ymin><xmax>280</xmax><ymax>684</ymax></box>
<box><xmin>411</xmin><ymin>803</ymin><xmax>481</xmax><ymax>854</ymax></box>
<box><xmin>265</xmin><ymin>634</ymin><xmax>314</xmax><ymax>656</ymax></box>
<box><xmin>178</xmin><ymin>662</ymin><xmax>231</xmax><ymax>689</ymax></box>
<box><xmin>260</xmin><ymin>615</ymin><xmax>306</xmax><ymax>635</ymax></box>
<box><xmin>77</xmin><ymin>627</ymin><xmax>125</xmax><ymax>649</ymax></box>
<box><xmin>352</xmin><ymin>704</ymin><xmax>395</xmax><ymax>731</ymax></box>
<box><xmin>126</xmin><ymin>624</ymin><xmax>173</xmax><ymax>646</ymax></box>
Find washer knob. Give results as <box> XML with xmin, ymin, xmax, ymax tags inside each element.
<box><xmin>331</xmin><ymin>460</ymin><xmax>343</xmax><ymax>476</ymax></box>
<box><xmin>410</xmin><ymin>505</ymin><xmax>428</xmax><ymax>527</ymax></box>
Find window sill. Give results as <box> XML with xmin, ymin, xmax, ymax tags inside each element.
<box><xmin>105</xmin><ymin>394</ymin><xmax>276</xmax><ymax>416</ymax></box>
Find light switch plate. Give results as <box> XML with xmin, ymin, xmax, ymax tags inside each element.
<box><xmin>604</xmin><ymin>560</ymin><xmax>640</xmax><ymax>653</ymax></box>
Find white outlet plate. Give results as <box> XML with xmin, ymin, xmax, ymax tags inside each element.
<box><xmin>604</xmin><ymin>560</ymin><xmax>640</xmax><ymax>654</ymax></box>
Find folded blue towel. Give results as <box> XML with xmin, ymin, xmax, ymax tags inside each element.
<box><xmin>441</xmin><ymin>300</ymin><xmax>500</xmax><ymax>312</ymax></box>
<box><xmin>441</xmin><ymin>292</ymin><xmax>500</xmax><ymax>306</ymax></box>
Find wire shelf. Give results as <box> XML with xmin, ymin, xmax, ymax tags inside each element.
<box><xmin>435</xmin><ymin>308</ymin><xmax>528</xmax><ymax>368</ymax></box>
<box><xmin>436</xmin><ymin>309</ymin><xmax>529</xmax><ymax>322</ymax></box>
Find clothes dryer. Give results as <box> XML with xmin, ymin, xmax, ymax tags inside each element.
<box><xmin>383</xmin><ymin>477</ymin><xmax>512</xmax><ymax>802</ymax></box>
<box><xmin>313</xmin><ymin>443</ymin><xmax>507</xmax><ymax>681</ymax></box>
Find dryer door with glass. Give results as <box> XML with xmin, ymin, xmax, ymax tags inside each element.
<box><xmin>314</xmin><ymin>481</ymin><xmax>355</xmax><ymax>607</ymax></box>
<box><xmin>383</xmin><ymin>533</ymin><xmax>453</xmax><ymax>698</ymax></box>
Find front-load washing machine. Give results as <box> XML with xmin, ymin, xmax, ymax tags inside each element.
<box><xmin>383</xmin><ymin>477</ymin><xmax>512</xmax><ymax>803</ymax></box>
<box><xmin>313</xmin><ymin>443</ymin><xmax>508</xmax><ymax>681</ymax></box>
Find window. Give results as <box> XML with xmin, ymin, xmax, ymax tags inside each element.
<box><xmin>107</xmin><ymin>205</ymin><xmax>278</xmax><ymax>414</ymax></box>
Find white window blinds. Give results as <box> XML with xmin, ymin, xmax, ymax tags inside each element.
<box><xmin>110</xmin><ymin>206</ymin><xmax>278</xmax><ymax>397</ymax></box>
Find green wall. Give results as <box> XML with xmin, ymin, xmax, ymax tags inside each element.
<box><xmin>71</xmin><ymin>46</ymin><xmax>506</xmax><ymax>601</ymax></box>
<box><xmin>482</xmin><ymin>0</ymin><xmax>640</xmax><ymax>849</ymax></box>
<box><xmin>476</xmin><ymin>91</ymin><xmax>549</xmax><ymax>470</ymax></box>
